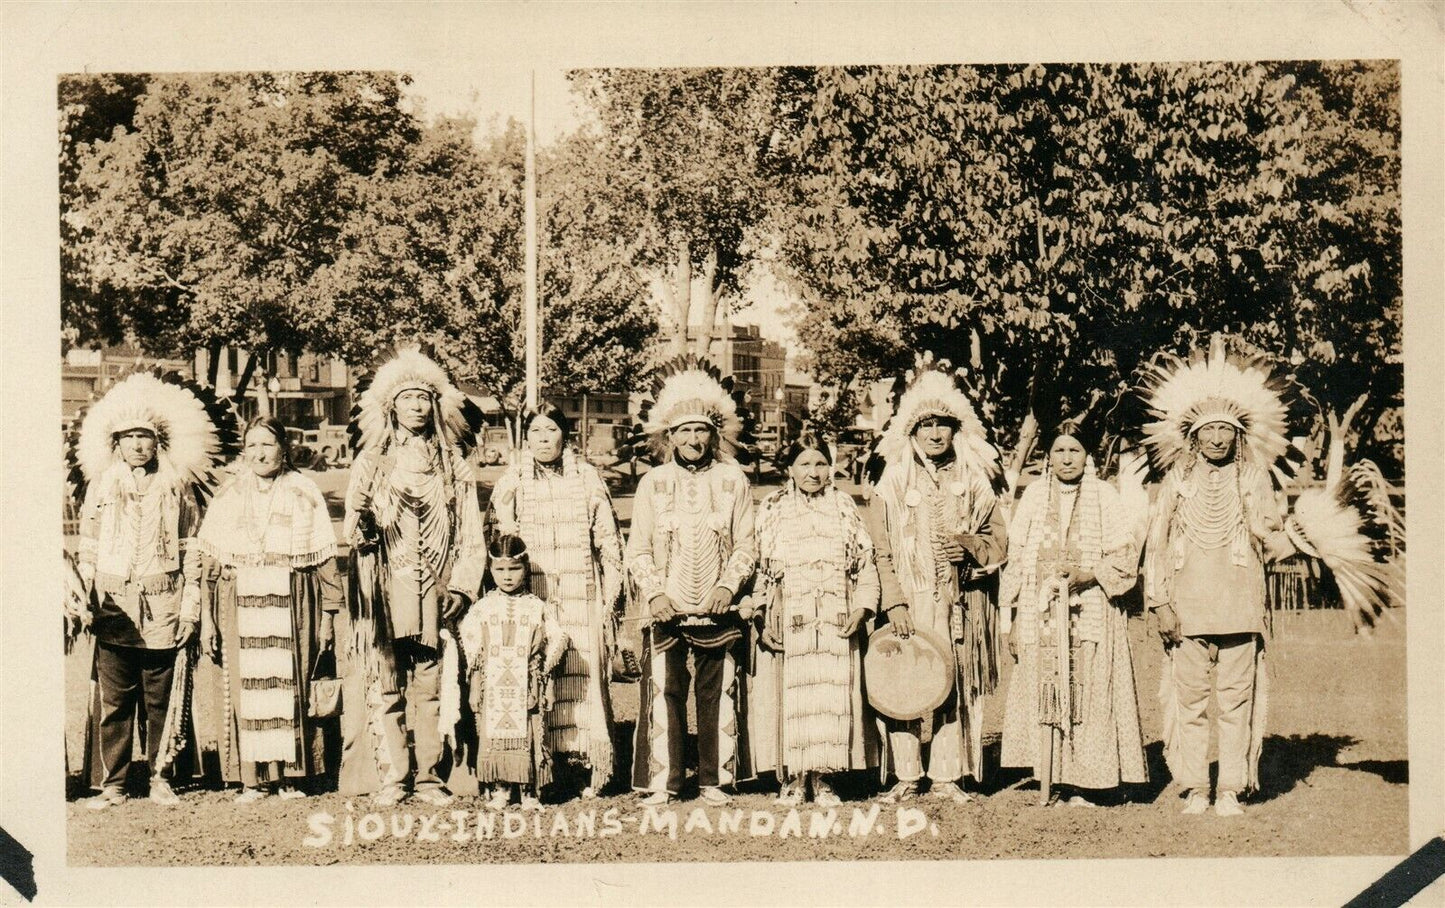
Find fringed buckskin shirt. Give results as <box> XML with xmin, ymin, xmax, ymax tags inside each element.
<box><xmin>79</xmin><ymin>462</ymin><xmax>201</xmax><ymax>649</ymax></box>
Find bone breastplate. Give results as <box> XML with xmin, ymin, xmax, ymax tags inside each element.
<box><xmin>663</xmin><ymin>470</ymin><xmax>725</xmax><ymax>614</ymax></box>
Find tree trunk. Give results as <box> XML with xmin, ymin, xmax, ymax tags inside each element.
<box><xmin>662</xmin><ymin>235</ymin><xmax>693</xmax><ymax>358</ymax></box>
<box><xmin>580</xmin><ymin>392</ymin><xmax>590</xmax><ymax>458</ymax></box>
<box><xmin>694</xmin><ymin>248</ymin><xmax>722</xmax><ymax>361</ymax></box>
<box><xmin>233</xmin><ymin>349</ymin><xmax>259</xmax><ymax>412</ymax></box>
<box><xmin>204</xmin><ymin>341</ymin><xmax>222</xmax><ymax>389</ymax></box>
<box><xmin>1006</xmin><ymin>412</ymin><xmax>1038</xmax><ymax>497</ymax></box>
<box><xmin>1005</xmin><ymin>359</ymin><xmax>1043</xmax><ymax>495</ymax></box>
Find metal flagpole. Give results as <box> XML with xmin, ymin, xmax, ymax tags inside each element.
<box><xmin>524</xmin><ymin>69</ymin><xmax>540</xmax><ymax>411</ymax></box>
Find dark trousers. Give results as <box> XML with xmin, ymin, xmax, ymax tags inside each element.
<box><xmin>96</xmin><ymin>642</ymin><xmax>175</xmax><ymax>789</ymax></box>
<box><xmin>662</xmin><ymin>643</ymin><xmax>726</xmax><ymax>792</ymax></box>
<box><xmin>381</xmin><ymin>639</ymin><xmax>444</xmax><ymax>793</ymax></box>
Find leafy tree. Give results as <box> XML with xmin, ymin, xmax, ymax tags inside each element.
<box><xmin>64</xmin><ymin>71</ymin><xmax>422</xmax><ymax>391</ymax></box>
<box><xmin>1268</xmin><ymin>61</ymin><xmax>1401</xmax><ymax>471</ymax></box>
<box><xmin>571</xmin><ymin>67</ymin><xmax>779</xmax><ymax>360</ymax></box>
<box><xmin>59</xmin><ymin>73</ymin><xmax>150</xmax><ymax>351</ymax></box>
<box><xmin>63</xmin><ymin>71</ymin><xmax>662</xmax><ymax>409</ymax></box>
<box><xmin>306</xmin><ymin>114</ymin><xmax>526</xmax><ymax>394</ymax></box>
<box><xmin>768</xmin><ymin>62</ymin><xmax>1402</xmax><ymax>476</ymax></box>
<box><xmin>538</xmin><ymin>126</ymin><xmax>658</xmax><ymax>394</ymax></box>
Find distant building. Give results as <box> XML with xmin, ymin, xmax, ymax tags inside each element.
<box><xmin>206</xmin><ymin>347</ymin><xmax>353</xmax><ymax>429</ymax></box>
<box><xmin>685</xmin><ymin>323</ymin><xmax>797</xmax><ymax>439</ymax></box>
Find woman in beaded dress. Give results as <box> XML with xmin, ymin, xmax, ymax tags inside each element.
<box><xmin>749</xmin><ymin>434</ymin><xmax>880</xmax><ymax>806</ymax></box>
<box><xmin>196</xmin><ymin>418</ymin><xmax>342</xmax><ymax>801</ymax></box>
<box><xmin>487</xmin><ymin>402</ymin><xmax>625</xmax><ymax>797</ymax></box>
<box><xmin>999</xmin><ymin>423</ymin><xmax>1146</xmax><ymax>805</ymax></box>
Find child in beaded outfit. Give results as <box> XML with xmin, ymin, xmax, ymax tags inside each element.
<box><xmin>453</xmin><ymin>535</ymin><xmax>567</xmax><ymax>810</ymax></box>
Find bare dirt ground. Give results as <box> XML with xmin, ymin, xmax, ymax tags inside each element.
<box><xmin>65</xmin><ymin>606</ymin><xmax>1407</xmax><ymax>866</ymax></box>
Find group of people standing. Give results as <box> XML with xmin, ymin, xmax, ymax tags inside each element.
<box><xmin>69</xmin><ymin>339</ymin><xmax>1361</xmax><ymax>821</ymax></box>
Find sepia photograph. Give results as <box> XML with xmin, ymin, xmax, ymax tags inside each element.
<box><xmin>4</xmin><ymin>2</ymin><xmax>1443</xmax><ymax>905</ymax></box>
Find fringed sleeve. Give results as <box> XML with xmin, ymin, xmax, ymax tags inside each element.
<box><xmin>844</xmin><ymin>495</ymin><xmax>881</xmax><ymax>615</ymax></box>
<box><xmin>447</xmin><ymin>461</ymin><xmax>488</xmax><ymax>599</ymax></box>
<box><xmin>293</xmin><ymin>475</ymin><xmax>340</xmax><ymax>567</ymax></box>
<box><xmin>718</xmin><ymin>466</ymin><xmax>757</xmax><ymax>597</ymax></box>
<box><xmin>850</xmin><ymin>543</ymin><xmax>882</xmax><ymax>617</ymax></box>
<box><xmin>538</xmin><ymin>600</ymin><xmax>569</xmax><ymax>674</ymax></box>
<box><xmin>625</xmin><ymin>472</ymin><xmax>666</xmax><ymax>615</ymax></box>
<box><xmin>866</xmin><ymin>491</ymin><xmax>907</xmax><ymax>611</ymax></box>
<box><xmin>178</xmin><ymin>490</ymin><xmax>202</xmax><ymax>623</ymax></box>
<box><xmin>1244</xmin><ymin>466</ymin><xmax>1295</xmax><ymax>561</ymax></box>
<box><xmin>961</xmin><ymin>501</ymin><xmax>1009</xmax><ymax>576</ymax></box>
<box><xmin>341</xmin><ymin>452</ymin><xmax>379</xmax><ymax>546</ymax></box>
<box><xmin>76</xmin><ymin>473</ymin><xmax>105</xmax><ymax>567</ymax></box>
<box><xmin>586</xmin><ymin>465</ymin><xmax>626</xmax><ymax>614</ymax></box>
<box><xmin>1093</xmin><ymin>481</ymin><xmax>1140</xmax><ymax>601</ymax></box>
<box><xmin>997</xmin><ymin>482</ymin><xmax>1043</xmax><ymax>634</ymax></box>
<box><xmin>487</xmin><ymin>467</ymin><xmax>521</xmax><ymax>538</ymax></box>
<box><xmin>1142</xmin><ymin>470</ymin><xmax>1180</xmax><ymax>610</ymax></box>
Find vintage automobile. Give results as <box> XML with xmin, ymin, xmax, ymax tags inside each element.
<box><xmin>834</xmin><ymin>428</ymin><xmax>877</xmax><ymax>483</ymax></box>
<box><xmin>478</xmin><ymin>425</ymin><xmax>512</xmax><ymax>466</ymax></box>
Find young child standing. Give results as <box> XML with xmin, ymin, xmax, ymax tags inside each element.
<box><xmin>454</xmin><ymin>534</ymin><xmax>567</xmax><ymax>810</ymax></box>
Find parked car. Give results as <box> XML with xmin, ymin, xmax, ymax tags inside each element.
<box><xmin>479</xmin><ymin>425</ymin><xmax>512</xmax><ymax>465</ymax></box>
<box><xmin>835</xmin><ymin>428</ymin><xmax>877</xmax><ymax>483</ymax></box>
<box><xmin>298</xmin><ymin>424</ymin><xmax>351</xmax><ymax>470</ymax></box>
<box><xmin>285</xmin><ymin>428</ymin><xmax>319</xmax><ymax>470</ymax></box>
<box><xmin>583</xmin><ymin>423</ymin><xmax>628</xmax><ymax>470</ymax></box>
<box><xmin>755</xmin><ymin>428</ymin><xmax>780</xmax><ymax>459</ymax></box>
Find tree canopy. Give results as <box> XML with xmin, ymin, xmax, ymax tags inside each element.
<box><xmin>61</xmin><ymin>71</ymin><xmax>658</xmax><ymax>400</ymax></box>
<box><xmin>570</xmin><ymin>67</ymin><xmax>779</xmax><ymax>358</ymax></box>
<box><xmin>61</xmin><ymin>65</ymin><xmax>1402</xmax><ymax>474</ymax></box>
<box><xmin>765</xmin><ymin>62</ymin><xmax>1402</xmax><ymax>473</ymax></box>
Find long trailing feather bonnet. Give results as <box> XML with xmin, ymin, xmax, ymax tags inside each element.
<box><xmin>348</xmin><ymin>347</ymin><xmax>484</xmax><ymax>457</ymax></box>
<box><xmin>66</xmin><ymin>368</ymin><xmax>239</xmax><ymax>504</ymax></box>
<box><xmin>1137</xmin><ymin>334</ymin><xmax>1399</xmax><ymax>625</ymax></box>
<box><xmin>626</xmin><ymin>355</ymin><xmax>755</xmax><ymax>464</ymax></box>
<box><xmin>1286</xmin><ymin>462</ymin><xmax>1404</xmax><ymax>625</ymax></box>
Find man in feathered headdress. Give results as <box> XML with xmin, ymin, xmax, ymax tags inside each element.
<box><xmin>627</xmin><ymin>358</ymin><xmax>757</xmax><ymax>806</ymax></box>
<box><xmin>340</xmin><ymin>347</ymin><xmax>487</xmax><ymax>808</ymax></box>
<box><xmin>1139</xmin><ymin>337</ymin><xmax>1297</xmax><ymax>817</ymax></box>
<box><xmin>71</xmin><ymin>370</ymin><xmax>237</xmax><ymax>809</ymax></box>
<box><xmin>866</xmin><ymin>357</ymin><xmax>1009</xmax><ymax>804</ymax></box>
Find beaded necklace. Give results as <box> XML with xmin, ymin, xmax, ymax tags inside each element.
<box><xmin>239</xmin><ymin>471</ymin><xmax>282</xmax><ymax>552</ymax></box>
<box><xmin>1176</xmin><ymin>457</ymin><xmax>1244</xmax><ymax>550</ymax></box>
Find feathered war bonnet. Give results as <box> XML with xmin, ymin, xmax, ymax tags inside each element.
<box><xmin>866</xmin><ymin>352</ymin><xmax>1005</xmax><ymax>493</ymax></box>
<box><xmin>66</xmin><ymin>368</ymin><xmax>239</xmax><ymax>505</ymax></box>
<box><xmin>627</xmin><ymin>355</ymin><xmax>754</xmax><ymax>464</ymax></box>
<box><xmin>1285</xmin><ymin>468</ymin><xmax>1404</xmax><ymax>626</ymax></box>
<box><xmin>348</xmin><ymin>347</ymin><xmax>483</xmax><ymax>457</ymax></box>
<box><xmin>1136</xmin><ymin>334</ymin><xmax>1297</xmax><ymax>481</ymax></box>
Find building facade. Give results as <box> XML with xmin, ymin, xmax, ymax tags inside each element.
<box><xmin>206</xmin><ymin>347</ymin><xmax>353</xmax><ymax>429</ymax></box>
<box><xmin>684</xmin><ymin>324</ymin><xmax>809</xmax><ymax>443</ymax></box>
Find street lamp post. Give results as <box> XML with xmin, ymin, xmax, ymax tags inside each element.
<box><xmin>259</xmin><ymin>374</ymin><xmax>280</xmax><ymax>419</ymax></box>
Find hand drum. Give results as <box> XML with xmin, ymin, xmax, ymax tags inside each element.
<box><xmin>864</xmin><ymin>625</ymin><xmax>954</xmax><ymax>721</ymax></box>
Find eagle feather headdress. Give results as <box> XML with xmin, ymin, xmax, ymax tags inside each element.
<box><xmin>626</xmin><ymin>355</ymin><xmax>754</xmax><ymax>464</ymax></box>
<box><xmin>867</xmin><ymin>352</ymin><xmax>1004</xmax><ymax>492</ymax></box>
<box><xmin>66</xmin><ymin>368</ymin><xmax>239</xmax><ymax>505</ymax></box>
<box><xmin>1287</xmin><ymin>460</ymin><xmax>1404</xmax><ymax>626</ymax></box>
<box><xmin>1137</xmin><ymin>335</ymin><xmax>1297</xmax><ymax>480</ymax></box>
<box><xmin>348</xmin><ymin>347</ymin><xmax>484</xmax><ymax>456</ymax></box>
